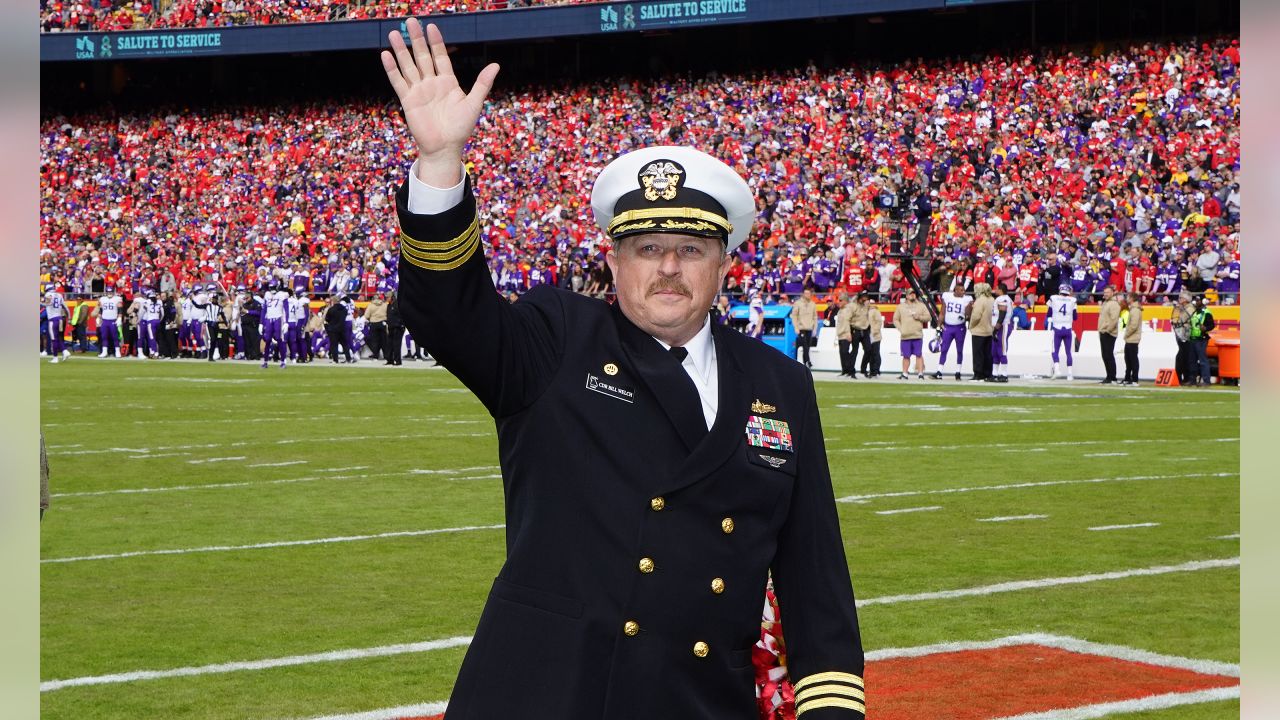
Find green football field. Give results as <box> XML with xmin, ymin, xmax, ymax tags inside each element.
<box><xmin>39</xmin><ymin>358</ymin><xmax>1240</xmax><ymax>719</ymax></box>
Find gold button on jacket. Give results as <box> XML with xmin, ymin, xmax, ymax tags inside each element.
<box><xmin>638</xmin><ymin>557</ymin><xmax>655</xmax><ymax>574</ymax></box>
<box><xmin>721</xmin><ymin>517</ymin><xmax>735</xmax><ymax>534</ymax></box>
<box><xmin>693</xmin><ymin>641</ymin><xmax>710</xmax><ymax>658</ymax></box>
<box><xmin>710</xmin><ymin>577</ymin><xmax>725</xmax><ymax>594</ymax></box>
<box><xmin>623</xmin><ymin>621</ymin><xmax>640</xmax><ymax>637</ymax></box>
<box><xmin>650</xmin><ymin>496</ymin><xmax>665</xmax><ymax>511</ymax></box>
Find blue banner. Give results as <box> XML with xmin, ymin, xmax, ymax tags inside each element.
<box><xmin>42</xmin><ymin>0</ymin><xmax>959</xmax><ymax>62</ymax></box>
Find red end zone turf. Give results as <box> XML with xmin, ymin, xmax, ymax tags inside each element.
<box><xmin>394</xmin><ymin>638</ymin><xmax>1237</xmax><ymax>720</ymax></box>
<box><xmin>870</xmin><ymin>643</ymin><xmax>1237</xmax><ymax>719</ymax></box>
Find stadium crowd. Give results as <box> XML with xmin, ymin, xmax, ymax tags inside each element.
<box><xmin>40</xmin><ymin>37</ymin><xmax>1241</xmax><ymax>316</ymax></box>
<box><xmin>39</xmin><ymin>0</ymin><xmax>602</xmax><ymax>33</ymax></box>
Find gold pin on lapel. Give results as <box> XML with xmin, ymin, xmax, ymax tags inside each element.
<box><xmin>751</xmin><ymin>399</ymin><xmax>776</xmax><ymax>414</ymax></box>
<box><xmin>604</xmin><ymin>363</ymin><xmax>619</xmax><ymax>376</ymax></box>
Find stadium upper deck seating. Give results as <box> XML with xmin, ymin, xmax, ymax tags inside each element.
<box><xmin>39</xmin><ymin>38</ymin><xmax>1240</xmax><ymax>302</ymax></box>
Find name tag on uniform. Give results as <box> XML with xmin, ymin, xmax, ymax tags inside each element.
<box><xmin>585</xmin><ymin>373</ymin><xmax>635</xmax><ymax>404</ymax></box>
<box><xmin>745</xmin><ymin>415</ymin><xmax>793</xmax><ymax>453</ymax></box>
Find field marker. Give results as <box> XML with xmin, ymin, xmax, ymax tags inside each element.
<box><xmin>978</xmin><ymin>514</ymin><xmax>1048</xmax><ymax>522</ymax></box>
<box><xmin>39</xmin><ymin>588</ymin><xmax>1239</xmax><ymax>696</ymax></box>
<box><xmin>317</xmin><ymin>466</ymin><xmax>370</xmax><ymax>473</ymax></box>
<box><xmin>127</xmin><ymin>452</ymin><xmax>189</xmax><ymax>459</ymax></box>
<box><xmin>875</xmin><ymin>506</ymin><xmax>942</xmax><ymax>515</ymax></box>
<box><xmin>39</xmin><ymin>636</ymin><xmax>474</xmax><ymax>692</ymax></box>
<box><xmin>186</xmin><ymin>456</ymin><xmax>247</xmax><ymax>464</ymax></box>
<box><xmin>1215</xmin><ymin>533</ymin><xmax>1240</xmax><ymax>540</ymax></box>
<box><xmin>41</xmin><ymin>524</ymin><xmax>506</xmax><ymax>564</ymax></box>
<box><xmin>829</xmin><ymin>414</ymin><xmax>1234</xmax><ymax>429</ymax></box>
<box><xmin>409</xmin><ymin>466</ymin><xmax>500</xmax><ymax>475</ymax></box>
<box><xmin>989</xmin><ymin>687</ymin><xmax>1239</xmax><ymax>719</ymax></box>
<box><xmin>248</xmin><ymin>460</ymin><xmax>308</xmax><ymax>468</ymax></box>
<box><xmin>49</xmin><ymin>466</ymin><xmax>504</xmax><ymax>499</ymax></box>
<box><xmin>1088</xmin><ymin>523</ymin><xmax>1160</xmax><ymax>531</ymax></box>
<box><xmin>858</xmin><ymin>557</ymin><xmax>1238</xmax><ymax>607</ymax></box>
<box><xmin>1083</xmin><ymin>452</ymin><xmax>1128</xmax><ymax>457</ymax></box>
<box><xmin>833</xmin><ymin>437</ymin><xmax>1237</xmax><ymax>454</ymax></box>
<box><xmin>300</xmin><ymin>702</ymin><xmax>451</xmax><ymax>720</ymax></box>
<box><xmin>304</xmin><ymin>633</ymin><xmax>1239</xmax><ymax>719</ymax></box>
<box><xmin>836</xmin><ymin>472</ymin><xmax>1237</xmax><ymax>503</ymax></box>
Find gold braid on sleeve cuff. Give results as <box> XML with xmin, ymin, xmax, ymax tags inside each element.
<box><xmin>399</xmin><ymin>213</ymin><xmax>481</xmax><ymax>271</ymax></box>
<box><xmin>793</xmin><ymin>671</ymin><xmax>865</xmax><ymax>716</ymax></box>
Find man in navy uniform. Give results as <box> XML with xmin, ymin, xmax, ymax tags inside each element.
<box><xmin>382</xmin><ymin>20</ymin><xmax>864</xmax><ymax>719</ymax></box>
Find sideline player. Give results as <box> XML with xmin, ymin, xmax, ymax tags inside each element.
<box><xmin>932</xmin><ymin>283</ymin><xmax>970</xmax><ymax>380</ymax></box>
<box><xmin>286</xmin><ymin>287</ymin><xmax>310</xmax><ymax>362</ymax></box>
<box><xmin>259</xmin><ymin>279</ymin><xmax>289</xmax><ymax>368</ymax></box>
<box><xmin>43</xmin><ymin>284</ymin><xmax>70</xmax><ymax>363</ymax></box>
<box><xmin>1046</xmin><ymin>283</ymin><xmax>1078</xmax><ymax>380</ymax></box>
<box><xmin>990</xmin><ymin>283</ymin><xmax>1014</xmax><ymax>382</ymax></box>
<box><xmin>93</xmin><ymin>286</ymin><xmax>123</xmax><ymax>357</ymax></box>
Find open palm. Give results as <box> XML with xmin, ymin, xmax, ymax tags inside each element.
<box><xmin>381</xmin><ymin>19</ymin><xmax>499</xmax><ymax>185</ymax></box>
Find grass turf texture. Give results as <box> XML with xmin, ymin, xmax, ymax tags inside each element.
<box><xmin>40</xmin><ymin>359</ymin><xmax>1240</xmax><ymax>720</ymax></box>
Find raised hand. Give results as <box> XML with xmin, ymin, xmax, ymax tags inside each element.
<box><xmin>381</xmin><ymin>19</ymin><xmax>500</xmax><ymax>188</ymax></box>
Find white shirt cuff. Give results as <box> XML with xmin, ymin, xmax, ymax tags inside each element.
<box><xmin>406</xmin><ymin>159</ymin><xmax>467</xmax><ymax>215</ymax></box>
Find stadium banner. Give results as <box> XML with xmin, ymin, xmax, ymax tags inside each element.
<box><xmin>42</xmin><ymin>0</ymin><xmax>943</xmax><ymax>62</ymax></box>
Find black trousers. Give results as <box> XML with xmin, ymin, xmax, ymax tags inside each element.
<box><xmin>367</xmin><ymin>322</ymin><xmax>387</xmax><ymax>360</ymax></box>
<box><xmin>1124</xmin><ymin>342</ymin><xmax>1140</xmax><ymax>383</ymax></box>
<box><xmin>387</xmin><ymin>326</ymin><xmax>405</xmax><ymax>364</ymax></box>
<box><xmin>861</xmin><ymin>341</ymin><xmax>881</xmax><ymax>376</ymax></box>
<box><xmin>971</xmin><ymin>335</ymin><xmax>993</xmax><ymax>379</ymax></box>
<box><xmin>205</xmin><ymin>322</ymin><xmax>222</xmax><ymax>361</ymax></box>
<box><xmin>327</xmin><ymin>328</ymin><xmax>351</xmax><ymax>362</ymax></box>
<box><xmin>159</xmin><ymin>326</ymin><xmax>177</xmax><ymax>358</ymax></box>
<box><xmin>1099</xmin><ymin>333</ymin><xmax>1118</xmax><ymax>381</ymax></box>
<box><xmin>1174</xmin><ymin>339</ymin><xmax>1190</xmax><ymax>383</ymax></box>
<box><xmin>796</xmin><ymin>330</ymin><xmax>812</xmax><ymax>365</ymax></box>
<box><xmin>243</xmin><ymin>319</ymin><xmax>261</xmax><ymax>360</ymax></box>
<box><xmin>838</xmin><ymin>339</ymin><xmax>854</xmax><ymax>375</ymax></box>
<box><xmin>850</xmin><ymin>329</ymin><xmax>870</xmax><ymax>374</ymax></box>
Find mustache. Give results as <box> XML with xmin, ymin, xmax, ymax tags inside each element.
<box><xmin>646</xmin><ymin>278</ymin><xmax>692</xmax><ymax>298</ymax></box>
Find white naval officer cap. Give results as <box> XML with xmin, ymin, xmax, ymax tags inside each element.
<box><xmin>591</xmin><ymin>146</ymin><xmax>757</xmax><ymax>254</ymax></box>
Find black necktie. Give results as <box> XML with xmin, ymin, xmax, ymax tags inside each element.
<box><xmin>670</xmin><ymin>346</ymin><xmax>689</xmax><ymax>362</ymax></box>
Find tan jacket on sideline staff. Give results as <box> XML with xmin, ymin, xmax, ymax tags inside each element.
<box><xmin>1124</xmin><ymin>301</ymin><xmax>1143</xmax><ymax>344</ymax></box>
<box><xmin>790</xmin><ymin>295</ymin><xmax>818</xmax><ymax>332</ymax></box>
<box><xmin>893</xmin><ymin>299</ymin><xmax>928</xmax><ymax>340</ymax></box>
<box><xmin>969</xmin><ymin>294</ymin><xmax>995</xmax><ymax>337</ymax></box>
<box><xmin>868</xmin><ymin>304</ymin><xmax>884</xmax><ymax>343</ymax></box>
<box><xmin>1098</xmin><ymin>296</ymin><xmax>1121</xmax><ymax>337</ymax></box>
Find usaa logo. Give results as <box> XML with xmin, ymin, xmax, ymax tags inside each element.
<box><xmin>75</xmin><ymin>35</ymin><xmax>112</xmax><ymax>59</ymax></box>
<box><xmin>74</xmin><ymin>35</ymin><xmax>94</xmax><ymax>59</ymax></box>
<box><xmin>600</xmin><ymin>4</ymin><xmax>636</xmax><ymax>32</ymax></box>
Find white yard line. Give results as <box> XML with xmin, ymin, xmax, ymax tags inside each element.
<box><xmin>299</xmin><ymin>702</ymin><xmax>451</xmax><ymax>720</ymax></box>
<box><xmin>1215</xmin><ymin>533</ymin><xmax>1240</xmax><ymax>540</ymax></box>
<box><xmin>39</xmin><ymin>637</ymin><xmax>473</xmax><ymax>692</ymax></box>
<box><xmin>1088</xmin><ymin>523</ymin><xmax>1160</xmax><ymax>531</ymax></box>
<box><xmin>41</xmin><ymin>524</ymin><xmax>505</xmax><ymax>565</ymax></box>
<box><xmin>978</xmin><ymin>514</ymin><xmax>1049</xmax><ymax>522</ymax></box>
<box><xmin>49</xmin><ymin>466</ymin><xmax>502</xmax><ymax>499</ymax></box>
<box><xmin>316</xmin><ymin>466</ymin><xmax>371</xmax><ymax>473</ymax></box>
<box><xmin>990</xmin><ymin>687</ymin><xmax>1239</xmax><ymax>719</ymax></box>
<box><xmin>248</xmin><ymin>460</ymin><xmax>309</xmax><ymax>468</ymax></box>
<box><xmin>836</xmin><ymin>472</ymin><xmax>1237</xmax><ymax>503</ymax></box>
<box><xmin>828</xmin><ymin>414</ymin><xmax>1234</xmax><ymax>429</ymax></box>
<box><xmin>874</xmin><ymin>506</ymin><xmax>942</xmax><ymax>515</ymax></box>
<box><xmin>39</xmin><ymin>598</ymin><xmax>1239</xmax><ymax>699</ymax></box>
<box><xmin>832</xmin><ymin>437</ymin><xmax>1237</xmax><ymax>454</ymax></box>
<box><xmin>186</xmin><ymin>456</ymin><xmax>247</xmax><ymax>465</ymax></box>
<box><xmin>1083</xmin><ymin>452</ymin><xmax>1128</xmax><ymax>457</ymax></box>
<box><xmin>858</xmin><ymin>557</ymin><xmax>1238</xmax><ymax>607</ymax></box>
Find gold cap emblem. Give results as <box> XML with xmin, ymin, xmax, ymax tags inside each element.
<box><xmin>639</xmin><ymin>160</ymin><xmax>684</xmax><ymax>202</ymax></box>
<box><xmin>604</xmin><ymin>362</ymin><xmax>619</xmax><ymax>376</ymax></box>
<box><xmin>751</xmin><ymin>399</ymin><xmax>777</xmax><ymax>414</ymax></box>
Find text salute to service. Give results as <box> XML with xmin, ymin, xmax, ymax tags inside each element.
<box><xmin>382</xmin><ymin>19</ymin><xmax>864</xmax><ymax>719</ymax></box>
